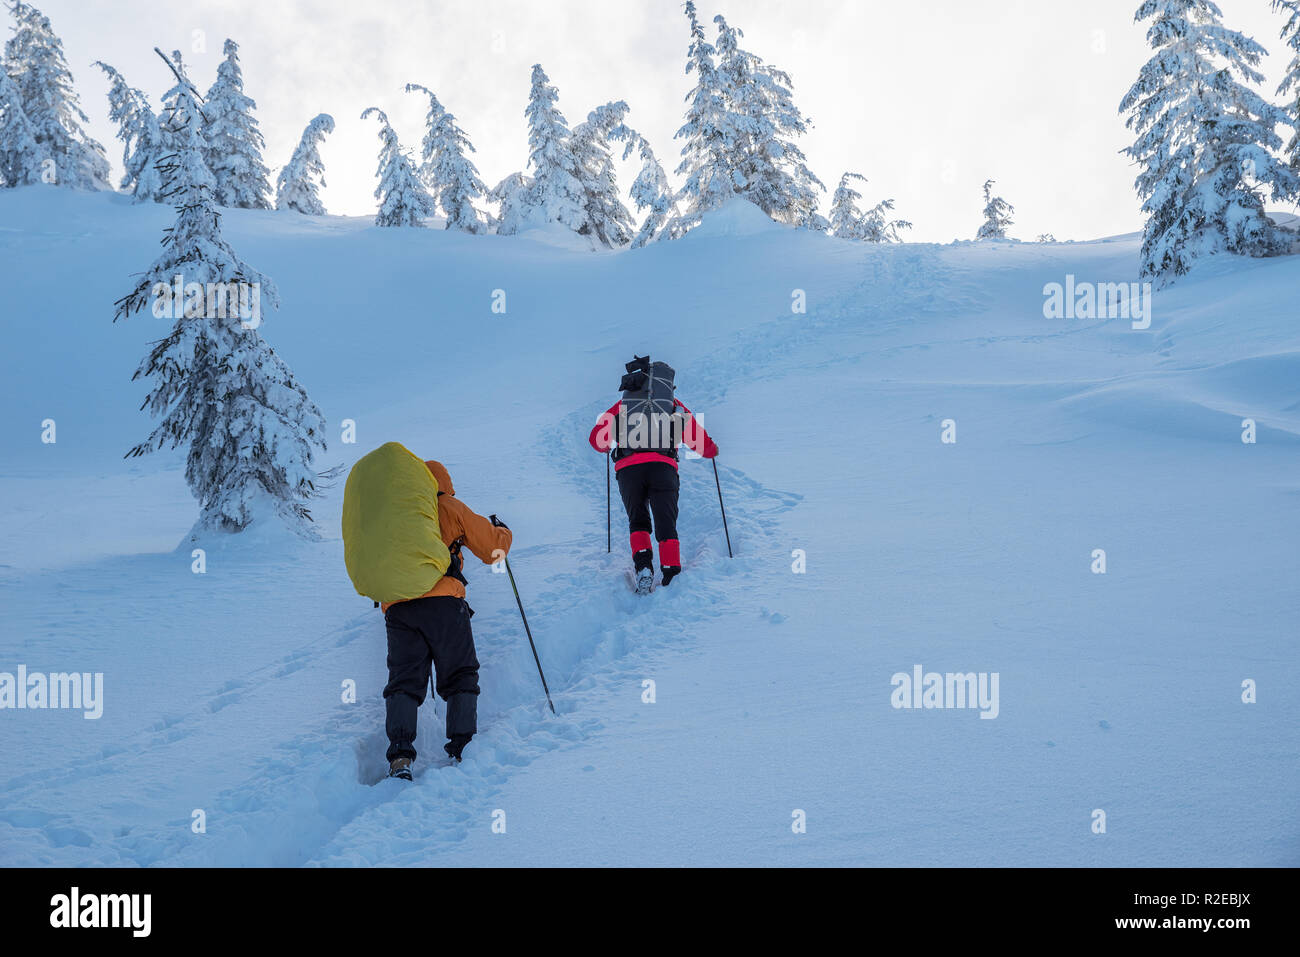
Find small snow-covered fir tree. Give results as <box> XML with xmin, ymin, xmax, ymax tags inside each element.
<box><xmin>1273</xmin><ymin>1</ymin><xmax>1300</xmax><ymax>168</ymax></box>
<box><xmin>570</xmin><ymin>101</ymin><xmax>636</xmax><ymax>247</ymax></box>
<box><xmin>672</xmin><ymin>1</ymin><xmax>732</xmax><ymax>232</ymax></box>
<box><xmin>828</xmin><ymin>172</ymin><xmax>866</xmax><ymax>238</ymax></box>
<box><xmin>93</xmin><ymin>61</ymin><xmax>164</xmax><ymax>202</ymax></box>
<box><xmin>0</xmin><ymin>65</ymin><xmax>42</xmax><ymax>186</ymax></box>
<box><xmin>405</xmin><ymin>83</ymin><xmax>486</xmax><ymax>233</ymax></box>
<box><xmin>1120</xmin><ymin>0</ymin><xmax>1298</xmax><ymax>279</ymax></box>
<box><xmin>617</xmin><ymin>128</ymin><xmax>678</xmax><ymax>247</ymax></box>
<box><xmin>114</xmin><ymin>51</ymin><xmax>328</xmax><ymax>536</ymax></box>
<box><xmin>362</xmin><ymin>106</ymin><xmax>434</xmax><ymax>227</ymax></box>
<box><xmin>488</xmin><ymin>170</ymin><xmax>533</xmax><ymax>235</ymax></box>
<box><xmin>150</xmin><ymin>50</ymin><xmax>221</xmax><ymax>199</ymax></box>
<box><xmin>976</xmin><ymin>179</ymin><xmax>1014</xmax><ymax>240</ymax></box>
<box><xmin>522</xmin><ymin>63</ymin><xmax>584</xmax><ymax>230</ymax></box>
<box><xmin>3</xmin><ymin>1</ymin><xmax>109</xmax><ymax>189</ymax></box>
<box><xmin>154</xmin><ymin>51</ymin><xmax>215</xmax><ymax>203</ymax></box>
<box><xmin>860</xmin><ymin>198</ymin><xmax>911</xmax><ymax>244</ymax></box>
<box><xmin>202</xmin><ymin>39</ymin><xmax>271</xmax><ymax>209</ymax></box>
<box><xmin>829</xmin><ymin>173</ymin><xmax>910</xmax><ymax>243</ymax></box>
<box><xmin>275</xmin><ymin>113</ymin><xmax>333</xmax><ymax>215</ymax></box>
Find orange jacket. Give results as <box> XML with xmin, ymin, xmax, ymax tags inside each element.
<box><xmin>379</xmin><ymin>460</ymin><xmax>513</xmax><ymax>613</ymax></box>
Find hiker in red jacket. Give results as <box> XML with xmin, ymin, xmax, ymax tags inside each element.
<box><xmin>588</xmin><ymin>356</ymin><xmax>718</xmax><ymax>593</ymax></box>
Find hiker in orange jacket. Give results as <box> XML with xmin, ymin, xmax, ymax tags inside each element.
<box><xmin>383</xmin><ymin>460</ymin><xmax>512</xmax><ymax>778</ymax></box>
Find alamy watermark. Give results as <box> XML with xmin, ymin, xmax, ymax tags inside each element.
<box><xmin>151</xmin><ymin>273</ymin><xmax>262</xmax><ymax>328</ymax></box>
<box><xmin>593</xmin><ymin>408</ymin><xmax>708</xmax><ymax>454</ymax></box>
<box><xmin>50</xmin><ymin>887</ymin><xmax>150</xmax><ymax>937</ymax></box>
<box><xmin>0</xmin><ymin>666</ymin><xmax>104</xmax><ymax>719</ymax></box>
<box><xmin>1043</xmin><ymin>274</ymin><xmax>1152</xmax><ymax>330</ymax></box>
<box><xmin>890</xmin><ymin>664</ymin><xmax>999</xmax><ymax>719</ymax></box>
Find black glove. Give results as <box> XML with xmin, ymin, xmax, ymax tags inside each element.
<box><xmin>489</xmin><ymin>514</ymin><xmax>509</xmax><ymax>530</ymax></box>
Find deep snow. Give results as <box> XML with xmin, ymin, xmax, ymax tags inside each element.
<box><xmin>0</xmin><ymin>188</ymin><xmax>1296</xmax><ymax>866</ymax></box>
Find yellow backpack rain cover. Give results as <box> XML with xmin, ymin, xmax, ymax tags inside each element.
<box><xmin>342</xmin><ymin>442</ymin><xmax>452</xmax><ymax>603</ymax></box>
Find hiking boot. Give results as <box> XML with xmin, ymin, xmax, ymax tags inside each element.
<box><xmin>445</xmin><ymin>733</ymin><xmax>472</xmax><ymax>763</ymax></box>
<box><xmin>661</xmin><ymin>565</ymin><xmax>681</xmax><ymax>587</ymax></box>
<box><xmin>388</xmin><ymin>757</ymin><xmax>413</xmax><ymax>781</ymax></box>
<box><xmin>634</xmin><ymin>566</ymin><xmax>655</xmax><ymax>595</ymax></box>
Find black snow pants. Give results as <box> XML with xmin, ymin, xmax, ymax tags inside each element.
<box><xmin>383</xmin><ymin>596</ymin><xmax>479</xmax><ymax>762</ymax></box>
<box><xmin>616</xmin><ymin>460</ymin><xmax>680</xmax><ymax>571</ymax></box>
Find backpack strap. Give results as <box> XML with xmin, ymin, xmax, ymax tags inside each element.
<box><xmin>435</xmin><ymin>490</ymin><xmax>470</xmax><ymax>586</ymax></box>
<box><xmin>445</xmin><ymin>537</ymin><xmax>469</xmax><ymax>586</ymax></box>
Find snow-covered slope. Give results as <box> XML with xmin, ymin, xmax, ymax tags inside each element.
<box><xmin>0</xmin><ymin>188</ymin><xmax>1296</xmax><ymax>866</ymax></box>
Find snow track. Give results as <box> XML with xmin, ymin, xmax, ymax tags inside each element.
<box><xmin>0</xmin><ymin>373</ymin><xmax>801</xmax><ymax>866</ymax></box>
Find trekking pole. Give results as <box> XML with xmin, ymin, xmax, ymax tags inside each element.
<box><xmin>606</xmin><ymin>451</ymin><xmax>612</xmax><ymax>553</ymax></box>
<box><xmin>712</xmin><ymin>459</ymin><xmax>733</xmax><ymax>558</ymax></box>
<box><xmin>491</xmin><ymin>516</ymin><xmax>556</xmax><ymax>715</ymax></box>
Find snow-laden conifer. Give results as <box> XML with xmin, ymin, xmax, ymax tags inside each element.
<box><xmin>114</xmin><ymin>50</ymin><xmax>328</xmax><ymax>536</ymax></box>
<box><xmin>522</xmin><ymin>63</ymin><xmax>584</xmax><ymax>231</ymax></box>
<box><xmin>487</xmin><ymin>170</ymin><xmax>533</xmax><ymax>235</ymax></box>
<box><xmin>3</xmin><ymin>1</ymin><xmax>109</xmax><ymax>189</ymax></box>
<box><xmin>570</xmin><ymin>100</ymin><xmax>635</xmax><ymax>247</ymax></box>
<box><xmin>976</xmin><ymin>179</ymin><xmax>1014</xmax><ymax>240</ymax></box>
<box><xmin>617</xmin><ymin>127</ymin><xmax>678</xmax><ymax>247</ymax></box>
<box><xmin>202</xmin><ymin>39</ymin><xmax>271</xmax><ymax>209</ymax></box>
<box><xmin>1272</xmin><ymin>1</ymin><xmax>1300</xmax><ymax>168</ymax></box>
<box><xmin>1121</xmin><ymin>0</ymin><xmax>1298</xmax><ymax>278</ymax></box>
<box><xmin>672</xmin><ymin>5</ymin><xmax>824</xmax><ymax>232</ymax></box>
<box><xmin>0</xmin><ymin>64</ymin><xmax>42</xmax><ymax>186</ymax></box>
<box><xmin>405</xmin><ymin>83</ymin><xmax>486</xmax><ymax>232</ymax></box>
<box><xmin>275</xmin><ymin>113</ymin><xmax>333</xmax><ymax>215</ymax></box>
<box><xmin>93</xmin><ymin>61</ymin><xmax>164</xmax><ymax>201</ymax></box>
<box><xmin>362</xmin><ymin>106</ymin><xmax>435</xmax><ymax>227</ymax></box>
<box><xmin>829</xmin><ymin>173</ymin><xmax>909</xmax><ymax>243</ymax></box>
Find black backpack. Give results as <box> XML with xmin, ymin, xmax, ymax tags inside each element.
<box><xmin>615</xmin><ymin>356</ymin><xmax>680</xmax><ymax>461</ymax></box>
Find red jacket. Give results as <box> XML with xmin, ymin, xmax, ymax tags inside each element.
<box><xmin>589</xmin><ymin>398</ymin><xmax>718</xmax><ymax>470</ymax></box>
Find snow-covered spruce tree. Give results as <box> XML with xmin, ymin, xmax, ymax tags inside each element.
<box><xmin>570</xmin><ymin>101</ymin><xmax>636</xmax><ymax>247</ymax></box>
<box><xmin>405</xmin><ymin>83</ymin><xmax>486</xmax><ymax>233</ymax></box>
<box><xmin>202</xmin><ymin>39</ymin><xmax>271</xmax><ymax>209</ymax></box>
<box><xmin>3</xmin><ymin>1</ymin><xmax>109</xmax><ymax>189</ymax></box>
<box><xmin>113</xmin><ymin>52</ymin><xmax>328</xmax><ymax>536</ymax></box>
<box><xmin>93</xmin><ymin>61</ymin><xmax>164</xmax><ymax>202</ymax></box>
<box><xmin>0</xmin><ymin>65</ymin><xmax>42</xmax><ymax>186</ymax></box>
<box><xmin>829</xmin><ymin>173</ymin><xmax>910</xmax><ymax>243</ymax></box>
<box><xmin>1120</xmin><ymin>0</ymin><xmax>1298</xmax><ymax>279</ymax></box>
<box><xmin>712</xmin><ymin>14</ymin><xmax>824</xmax><ymax>228</ymax></box>
<box><xmin>829</xmin><ymin>172</ymin><xmax>871</xmax><ymax>238</ymax></box>
<box><xmin>976</xmin><ymin>179</ymin><xmax>1014</xmax><ymax>240</ymax></box>
<box><xmin>672</xmin><ymin>0</ymin><xmax>732</xmax><ymax>233</ymax></box>
<box><xmin>617</xmin><ymin>128</ymin><xmax>678</xmax><ymax>247</ymax></box>
<box><xmin>362</xmin><ymin>106</ymin><xmax>435</xmax><ymax>227</ymax></box>
<box><xmin>861</xmin><ymin>198</ymin><xmax>911</xmax><ymax>243</ymax></box>
<box><xmin>487</xmin><ymin>170</ymin><xmax>532</xmax><ymax>235</ymax></box>
<box><xmin>275</xmin><ymin>113</ymin><xmax>333</xmax><ymax>215</ymax></box>
<box><xmin>522</xmin><ymin>63</ymin><xmax>585</xmax><ymax>231</ymax></box>
<box><xmin>829</xmin><ymin>174</ymin><xmax>858</xmax><ymax>237</ymax></box>
<box><xmin>153</xmin><ymin>51</ymin><xmax>215</xmax><ymax>203</ymax></box>
<box><xmin>157</xmin><ymin>50</ymin><xmax>215</xmax><ymax>193</ymax></box>
<box><xmin>671</xmin><ymin>6</ymin><xmax>825</xmax><ymax>232</ymax></box>
<box><xmin>1273</xmin><ymin>1</ymin><xmax>1300</xmax><ymax>168</ymax></box>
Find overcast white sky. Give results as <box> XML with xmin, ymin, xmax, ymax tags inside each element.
<box><xmin>20</xmin><ymin>0</ymin><xmax>1295</xmax><ymax>242</ymax></box>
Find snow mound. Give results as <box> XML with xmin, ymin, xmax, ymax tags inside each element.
<box><xmin>685</xmin><ymin>198</ymin><xmax>788</xmax><ymax>240</ymax></box>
